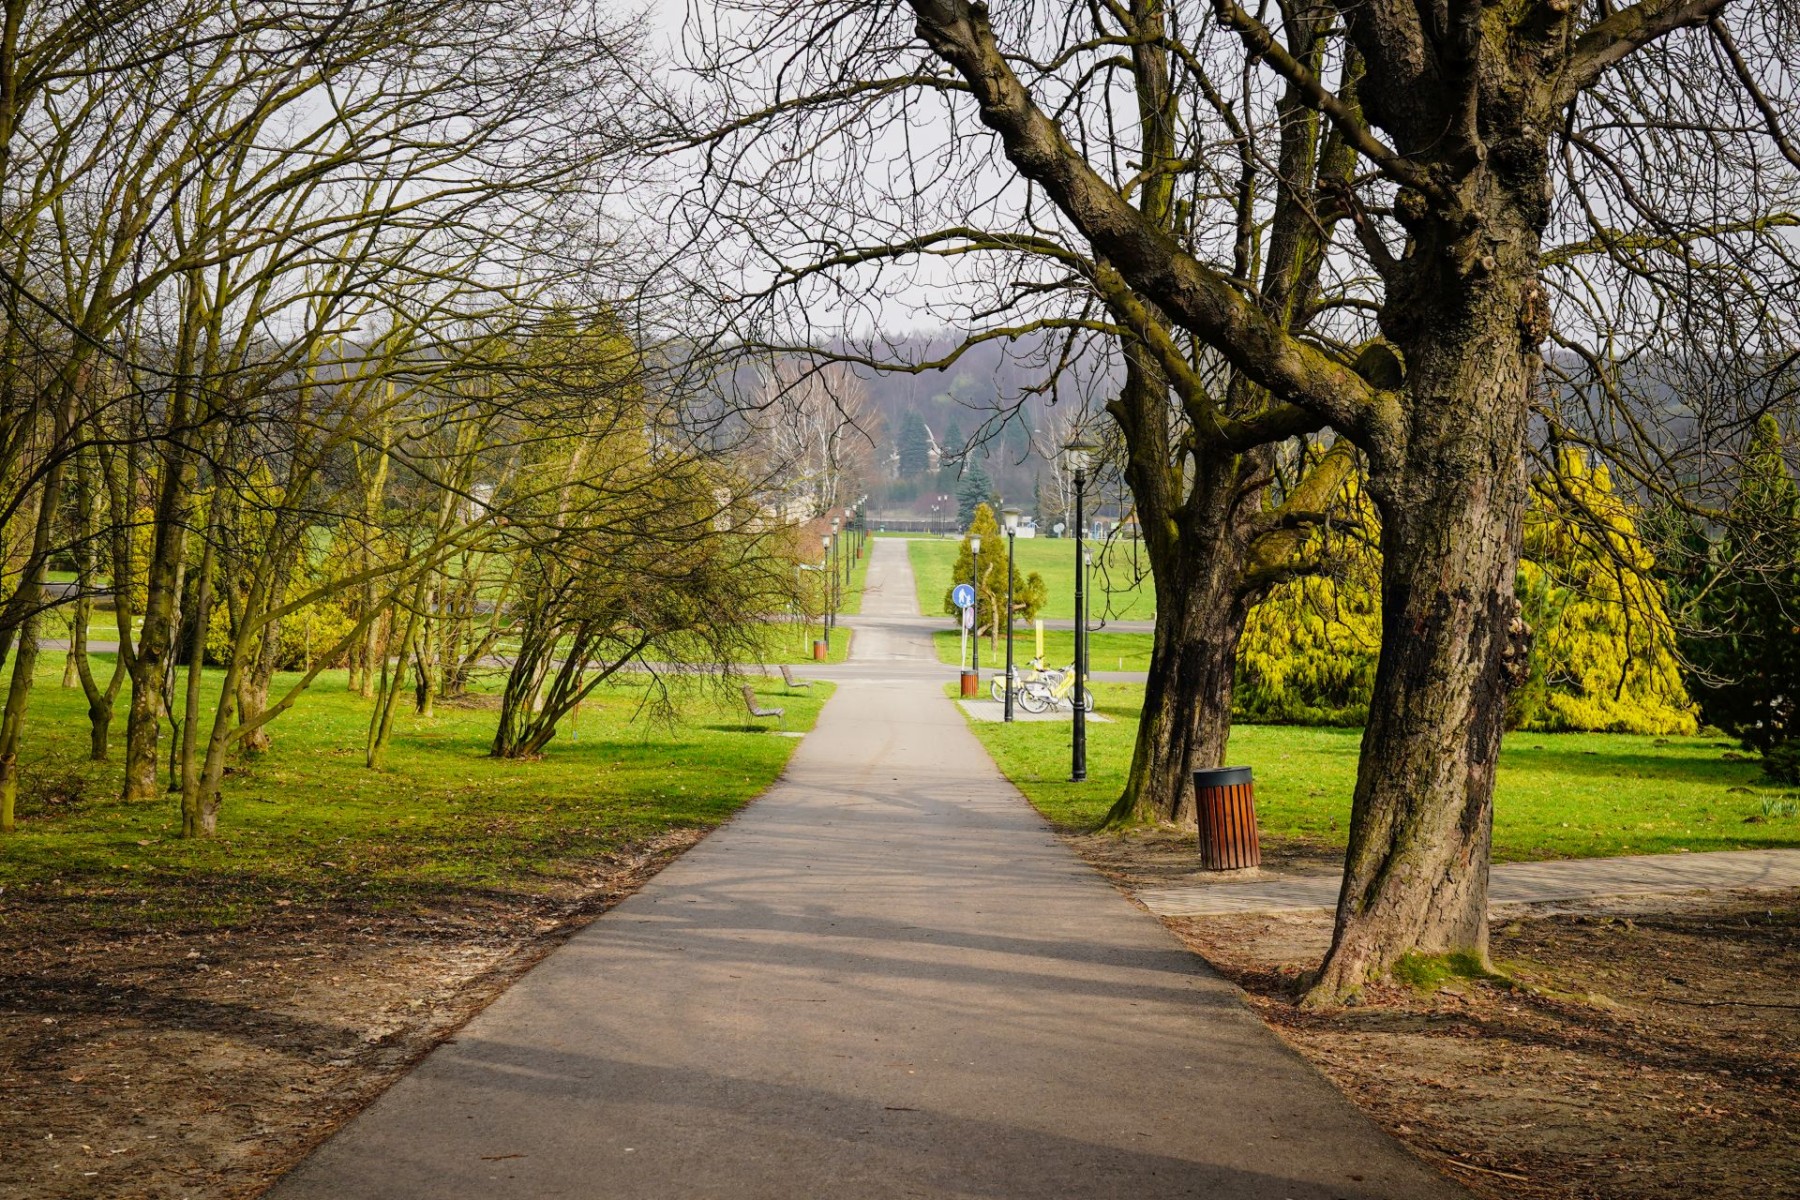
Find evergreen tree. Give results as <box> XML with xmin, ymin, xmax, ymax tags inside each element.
<box><xmin>1510</xmin><ymin>450</ymin><xmax>1695</xmax><ymax>735</ymax></box>
<box><xmin>897</xmin><ymin>411</ymin><xmax>931</xmax><ymax>477</ymax></box>
<box><xmin>1683</xmin><ymin>417</ymin><xmax>1800</xmax><ymax>774</ymax></box>
<box><xmin>955</xmin><ymin>462</ymin><xmax>994</xmax><ymax>528</ymax></box>
<box><xmin>942</xmin><ymin>503</ymin><xmax>1047</xmax><ymax>649</ymax></box>
<box><xmin>941</xmin><ymin>420</ymin><xmax>965</xmax><ymax>464</ymax></box>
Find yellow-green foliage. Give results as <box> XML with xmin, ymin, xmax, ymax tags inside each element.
<box><xmin>1233</xmin><ymin>458</ymin><xmax>1696</xmax><ymax>734</ymax></box>
<box><xmin>1513</xmin><ymin>452</ymin><xmax>1696</xmax><ymax>735</ymax></box>
<box><xmin>1234</xmin><ymin>488</ymin><xmax>1381</xmax><ymax>725</ymax></box>
<box><xmin>941</xmin><ymin>503</ymin><xmax>1047</xmax><ymax>643</ymax></box>
<box><xmin>207</xmin><ymin>569</ymin><xmax>357</xmax><ymax>672</ymax></box>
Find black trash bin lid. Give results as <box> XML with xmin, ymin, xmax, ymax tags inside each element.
<box><xmin>1193</xmin><ymin>766</ymin><xmax>1252</xmax><ymax>788</ymax></box>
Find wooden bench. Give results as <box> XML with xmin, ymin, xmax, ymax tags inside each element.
<box><xmin>779</xmin><ymin>664</ymin><xmax>813</xmax><ymax>691</ymax></box>
<box><xmin>742</xmin><ymin>684</ymin><xmax>785</xmax><ymax>725</ymax></box>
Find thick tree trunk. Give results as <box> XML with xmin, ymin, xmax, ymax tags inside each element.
<box><xmin>179</xmin><ymin>527</ymin><xmax>219</xmax><ymax>838</ymax></box>
<box><xmin>235</xmin><ymin>599</ymin><xmax>286</xmax><ymax>755</ymax></box>
<box><xmin>1307</xmin><ymin>228</ymin><xmax>1540</xmax><ymax>1003</ymax></box>
<box><xmin>124</xmin><ymin>369</ymin><xmax>197</xmax><ymax>800</ymax></box>
<box><xmin>1111</xmin><ymin>531</ymin><xmax>1252</xmax><ymax>827</ymax></box>
<box><xmin>124</xmin><ymin>510</ymin><xmax>186</xmax><ymax>800</ymax></box>
<box><xmin>1105</xmin><ymin>349</ymin><xmax>1270</xmax><ymax>828</ymax></box>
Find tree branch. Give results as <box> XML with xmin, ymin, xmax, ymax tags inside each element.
<box><xmin>1558</xmin><ymin>0</ymin><xmax>1731</xmax><ymax>107</ymax></box>
<box><xmin>1708</xmin><ymin>15</ymin><xmax>1800</xmax><ymax>171</ymax></box>
<box><xmin>1209</xmin><ymin>0</ymin><xmax>1446</xmax><ymax>199</ymax></box>
<box><xmin>908</xmin><ymin>0</ymin><xmax>1396</xmax><ymax>448</ymax></box>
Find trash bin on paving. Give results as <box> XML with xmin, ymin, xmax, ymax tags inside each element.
<box><xmin>1194</xmin><ymin>766</ymin><xmax>1259</xmax><ymax>870</ymax></box>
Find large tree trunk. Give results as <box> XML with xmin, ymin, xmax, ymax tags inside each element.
<box><xmin>70</xmin><ymin>449</ymin><xmax>124</xmax><ymax>760</ymax></box>
<box><xmin>123</xmin><ymin>484</ymin><xmax>188</xmax><ymax>801</ymax></box>
<box><xmin>124</xmin><ymin>324</ymin><xmax>200</xmax><ymax>801</ymax></box>
<box><xmin>1105</xmin><ymin>349</ymin><xmax>1273</xmax><ymax>828</ymax></box>
<box><xmin>1117</xmin><ymin>573</ymin><xmax>1251</xmax><ymax>826</ymax></box>
<box><xmin>1109</xmin><ymin>440</ymin><xmax>1258</xmax><ymax>827</ymax></box>
<box><xmin>178</xmin><ymin>511</ymin><xmax>221</xmax><ymax>838</ymax></box>
<box><xmin>1307</xmin><ymin>213</ymin><xmax>1541</xmax><ymax>1003</ymax></box>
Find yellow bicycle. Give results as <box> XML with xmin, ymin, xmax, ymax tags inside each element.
<box><xmin>1017</xmin><ymin>663</ymin><xmax>1095</xmax><ymax>714</ymax></box>
<box><xmin>991</xmin><ymin>656</ymin><xmax>1049</xmax><ymax>703</ymax></box>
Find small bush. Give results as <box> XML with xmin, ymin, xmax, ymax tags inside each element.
<box><xmin>1763</xmin><ymin>741</ymin><xmax>1800</xmax><ymax>785</ymax></box>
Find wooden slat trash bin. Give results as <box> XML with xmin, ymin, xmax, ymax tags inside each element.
<box><xmin>1194</xmin><ymin>766</ymin><xmax>1260</xmax><ymax>870</ymax></box>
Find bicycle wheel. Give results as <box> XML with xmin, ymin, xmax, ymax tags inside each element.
<box><xmin>1018</xmin><ymin>685</ymin><xmax>1051</xmax><ymax>714</ymax></box>
<box><xmin>991</xmin><ymin>677</ymin><xmax>1008</xmax><ymax>703</ymax></box>
<box><xmin>1083</xmin><ymin>689</ymin><xmax>1096</xmax><ymax>713</ymax></box>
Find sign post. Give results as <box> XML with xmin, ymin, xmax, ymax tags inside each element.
<box><xmin>952</xmin><ymin>583</ymin><xmax>977</xmax><ymax>697</ymax></box>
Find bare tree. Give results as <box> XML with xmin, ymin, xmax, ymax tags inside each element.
<box><xmin>671</xmin><ymin>0</ymin><xmax>1800</xmax><ymax>1001</ymax></box>
<box><xmin>744</xmin><ymin>362</ymin><xmax>880</xmax><ymax>519</ymax></box>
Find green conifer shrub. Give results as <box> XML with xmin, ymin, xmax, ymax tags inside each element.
<box><xmin>942</xmin><ymin>503</ymin><xmax>1047</xmax><ymax>648</ymax></box>
<box><xmin>1231</xmin><ymin>458</ymin><xmax>1697</xmax><ymax>734</ymax></box>
<box><xmin>1676</xmin><ymin>416</ymin><xmax>1800</xmax><ymax>767</ymax></box>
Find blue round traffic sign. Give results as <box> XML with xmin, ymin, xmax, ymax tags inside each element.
<box><xmin>951</xmin><ymin>583</ymin><xmax>976</xmax><ymax>609</ymax></box>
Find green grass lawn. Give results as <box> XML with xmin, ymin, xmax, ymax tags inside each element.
<box><xmin>908</xmin><ymin>536</ymin><xmax>1155</xmax><ymax>620</ymax></box>
<box><xmin>0</xmin><ymin>658</ymin><xmax>830</xmax><ymax>922</ymax></box>
<box><xmin>959</xmin><ymin>683</ymin><xmax>1800</xmax><ymax>861</ymax></box>
<box><xmin>932</xmin><ymin>628</ymin><xmax>1154</xmax><ymax>671</ymax></box>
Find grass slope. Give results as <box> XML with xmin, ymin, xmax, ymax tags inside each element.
<box><xmin>0</xmin><ymin>659</ymin><xmax>830</xmax><ymax>921</ymax></box>
<box><xmin>961</xmin><ymin>683</ymin><xmax>1800</xmax><ymax>861</ymax></box>
<box><xmin>907</xmin><ymin>536</ymin><xmax>1155</xmax><ymax>620</ymax></box>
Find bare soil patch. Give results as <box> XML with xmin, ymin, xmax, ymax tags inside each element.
<box><xmin>0</xmin><ymin>829</ymin><xmax>702</xmax><ymax>1200</ymax></box>
<box><xmin>1065</xmin><ymin>826</ymin><xmax>1800</xmax><ymax>1199</ymax></box>
<box><xmin>1064</xmin><ymin>823</ymin><xmax>1343</xmax><ymax>888</ymax></box>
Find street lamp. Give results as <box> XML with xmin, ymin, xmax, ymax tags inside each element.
<box><xmin>969</xmin><ymin>533</ymin><xmax>982</xmax><ymax>681</ymax></box>
<box><xmin>1064</xmin><ymin>438</ymin><xmax>1097</xmax><ymax>782</ymax></box>
<box><xmin>1002</xmin><ymin>506</ymin><xmax>1020</xmax><ymax>721</ymax></box>
<box><xmin>819</xmin><ymin>533</ymin><xmax>833</xmax><ymax>659</ymax></box>
<box><xmin>831</xmin><ymin>516</ymin><xmax>842</xmax><ymax>595</ymax></box>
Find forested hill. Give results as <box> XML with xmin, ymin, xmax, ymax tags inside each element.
<box><xmin>824</xmin><ymin>328</ymin><xmax>1119</xmax><ymax>520</ymax></box>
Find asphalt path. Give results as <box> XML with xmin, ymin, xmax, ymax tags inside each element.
<box><xmin>264</xmin><ymin>538</ymin><xmax>1459</xmax><ymax>1199</ymax></box>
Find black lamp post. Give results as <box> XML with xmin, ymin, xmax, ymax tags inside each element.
<box><xmin>1064</xmin><ymin>439</ymin><xmax>1096</xmax><ymax>782</ymax></box>
<box><xmin>821</xmin><ymin>533</ymin><xmax>833</xmax><ymax>649</ymax></box>
<box><xmin>1002</xmin><ymin>506</ymin><xmax>1020</xmax><ymax>720</ymax></box>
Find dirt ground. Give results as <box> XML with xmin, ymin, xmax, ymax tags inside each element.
<box><xmin>0</xmin><ymin>829</ymin><xmax>703</xmax><ymax>1200</ymax></box>
<box><xmin>1069</xmin><ymin>827</ymin><xmax>1800</xmax><ymax>1200</ymax></box>
<box><xmin>8</xmin><ymin>823</ymin><xmax>1797</xmax><ymax>1200</ymax></box>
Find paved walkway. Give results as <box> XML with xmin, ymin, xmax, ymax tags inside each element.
<box><xmin>269</xmin><ymin>539</ymin><xmax>1460</xmax><ymax>1200</ymax></box>
<box><xmin>1138</xmin><ymin>847</ymin><xmax>1800</xmax><ymax>918</ymax></box>
<box><xmin>958</xmin><ymin>697</ymin><xmax>1115</xmax><ymax>723</ymax></box>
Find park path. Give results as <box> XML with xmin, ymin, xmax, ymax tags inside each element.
<box><xmin>269</xmin><ymin>539</ymin><xmax>1460</xmax><ymax>1200</ymax></box>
